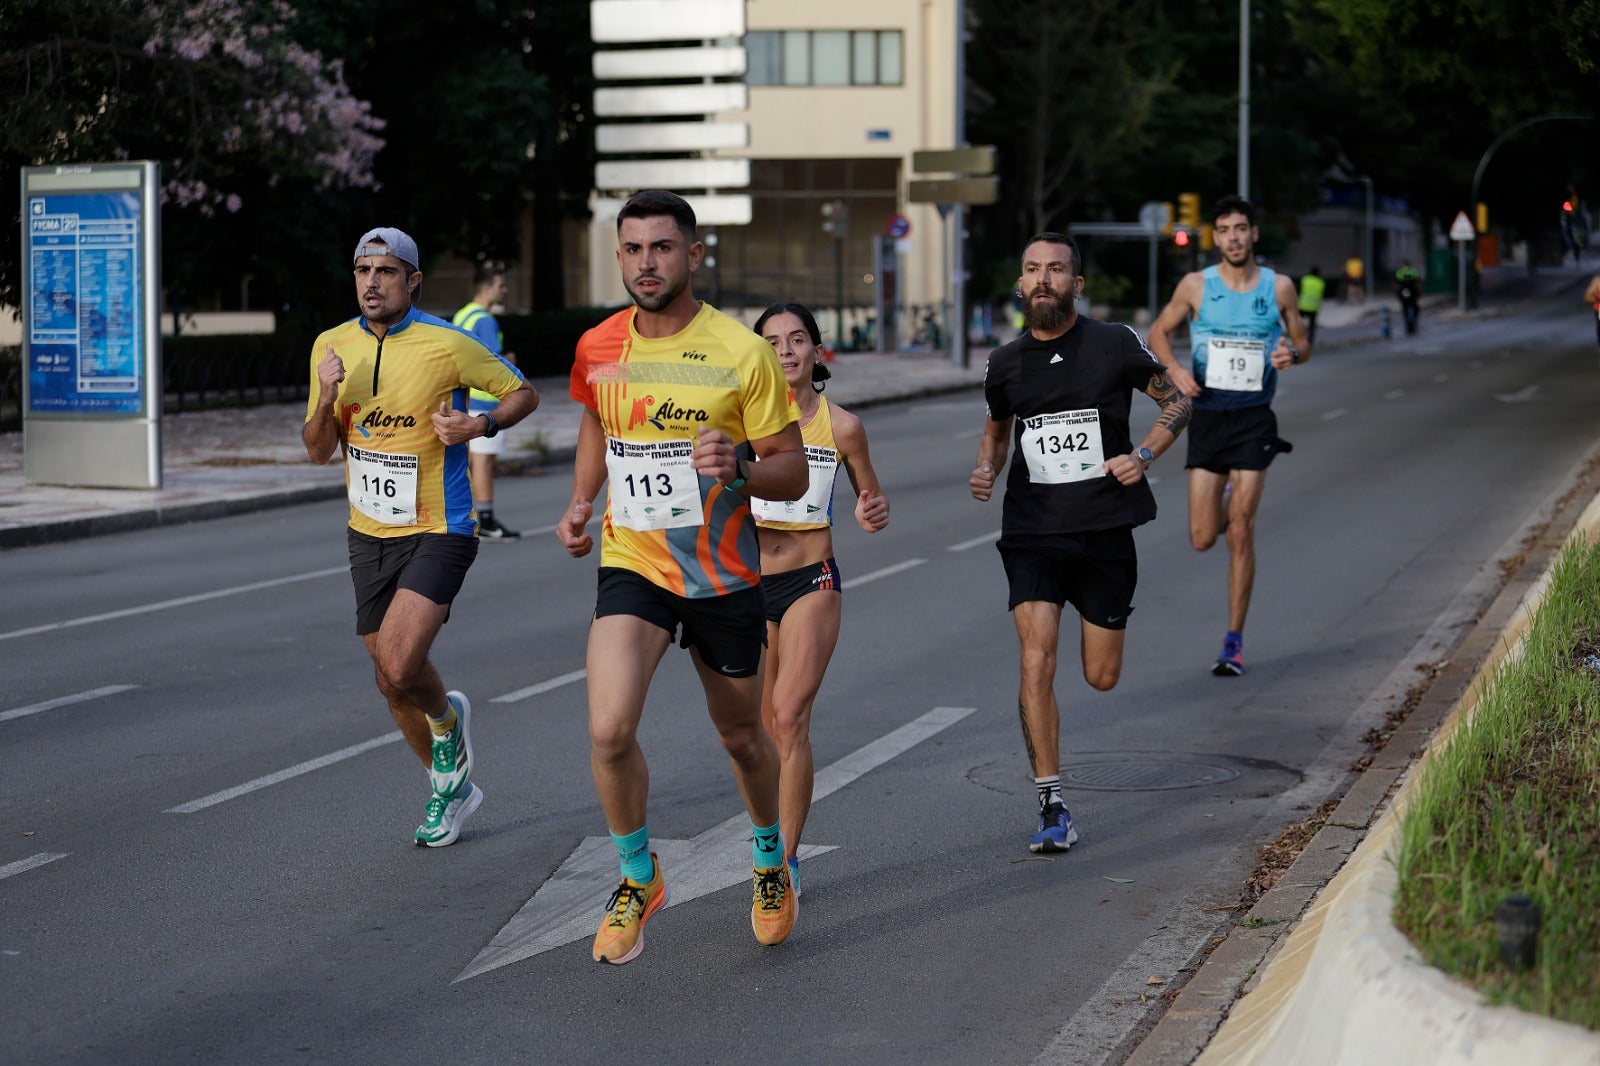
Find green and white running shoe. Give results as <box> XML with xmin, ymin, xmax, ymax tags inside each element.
<box><xmin>429</xmin><ymin>690</ymin><xmax>474</xmax><ymax>799</ymax></box>
<box><xmin>414</xmin><ymin>782</ymin><xmax>483</xmax><ymax>848</ymax></box>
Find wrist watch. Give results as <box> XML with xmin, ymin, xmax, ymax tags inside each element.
<box><xmin>478</xmin><ymin>412</ymin><xmax>500</xmax><ymax>439</ymax></box>
<box><xmin>1135</xmin><ymin>447</ymin><xmax>1154</xmax><ymax>468</ymax></box>
<box><xmin>1288</xmin><ymin>344</ymin><xmax>1303</xmax><ymax>365</ymax></box>
<box><xmin>728</xmin><ymin>457</ymin><xmax>750</xmax><ymax>490</ymax></box>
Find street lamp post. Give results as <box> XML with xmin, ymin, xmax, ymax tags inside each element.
<box><xmin>1360</xmin><ymin>175</ymin><xmax>1374</xmax><ymax>306</ymax></box>
<box><xmin>1238</xmin><ymin>0</ymin><xmax>1250</xmax><ymax>199</ymax></box>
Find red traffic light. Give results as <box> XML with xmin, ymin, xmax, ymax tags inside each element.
<box><xmin>1564</xmin><ymin>200</ymin><xmax>1574</xmax><ymax>212</ymax></box>
<box><xmin>1174</xmin><ymin>230</ymin><xmax>1191</xmax><ymax>247</ymax></box>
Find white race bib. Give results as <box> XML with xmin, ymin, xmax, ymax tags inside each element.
<box><xmin>347</xmin><ymin>444</ymin><xmax>419</xmax><ymax>526</ymax></box>
<box><xmin>605</xmin><ymin>437</ymin><xmax>703</xmax><ymax>531</ymax></box>
<box><xmin>752</xmin><ymin>445</ymin><xmax>839</xmax><ymax>524</ymax></box>
<box><xmin>1019</xmin><ymin>409</ymin><xmax>1106</xmax><ymax>484</ymax></box>
<box><xmin>1204</xmin><ymin>338</ymin><xmax>1266</xmax><ymax>392</ymax></box>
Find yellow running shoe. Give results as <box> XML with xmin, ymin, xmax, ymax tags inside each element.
<box><xmin>592</xmin><ymin>854</ymin><xmax>668</xmax><ymax>965</ymax></box>
<box><xmin>751</xmin><ymin>863</ymin><xmax>796</xmax><ymax>946</ymax></box>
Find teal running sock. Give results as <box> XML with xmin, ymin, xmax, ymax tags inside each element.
<box><xmin>752</xmin><ymin>820</ymin><xmax>783</xmax><ymax>870</ymax></box>
<box><xmin>611</xmin><ymin>825</ymin><xmax>653</xmax><ymax>883</ymax></box>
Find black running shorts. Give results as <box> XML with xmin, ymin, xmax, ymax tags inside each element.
<box><xmin>1185</xmin><ymin>406</ymin><xmax>1292</xmax><ymax>474</ymax></box>
<box><xmin>997</xmin><ymin>528</ymin><xmax>1137</xmax><ymax>630</ymax></box>
<box><xmin>762</xmin><ymin>558</ymin><xmax>841</xmax><ymax>623</ymax></box>
<box><xmin>348</xmin><ymin>529</ymin><xmax>478</xmax><ymax>636</ymax></box>
<box><xmin>594</xmin><ymin>567</ymin><xmax>767</xmax><ymax>678</ymax></box>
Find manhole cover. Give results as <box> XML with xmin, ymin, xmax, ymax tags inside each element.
<box><xmin>1061</xmin><ymin>761</ymin><xmax>1240</xmax><ymax>791</ymax></box>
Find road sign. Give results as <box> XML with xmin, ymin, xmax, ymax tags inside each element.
<box><xmin>1449</xmin><ymin>210</ymin><xmax>1475</xmax><ymax>242</ymax></box>
<box><xmin>1137</xmin><ymin>201</ymin><xmax>1171</xmax><ymax>234</ymax></box>
<box><xmin>912</xmin><ymin>146</ymin><xmax>996</xmax><ymax>175</ymax></box>
<box><xmin>909</xmin><ymin>176</ymin><xmax>998</xmax><ymax>206</ymax></box>
<box><xmin>885</xmin><ymin>213</ymin><xmax>911</xmax><ymax>238</ymax></box>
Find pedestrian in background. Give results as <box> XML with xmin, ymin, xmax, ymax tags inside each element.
<box><xmin>1394</xmin><ymin>260</ymin><xmax>1422</xmax><ymax>335</ymax></box>
<box><xmin>1297</xmin><ymin>266</ymin><xmax>1325</xmax><ymax>344</ymax></box>
<box><xmin>453</xmin><ymin>262</ymin><xmax>521</xmax><ymax>539</ymax></box>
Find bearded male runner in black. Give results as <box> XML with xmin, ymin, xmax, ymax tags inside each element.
<box><xmin>970</xmin><ymin>232</ymin><xmax>1191</xmax><ymax>853</ymax></box>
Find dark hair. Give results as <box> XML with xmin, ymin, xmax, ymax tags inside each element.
<box><xmin>472</xmin><ymin>260</ymin><xmax>504</xmax><ymax>288</ymax></box>
<box><xmin>617</xmin><ymin>189</ymin><xmax>697</xmax><ymax>240</ymax></box>
<box><xmin>754</xmin><ymin>301</ymin><xmax>831</xmax><ymax>387</ymax></box>
<box><xmin>1211</xmin><ymin>194</ymin><xmax>1256</xmax><ymax>227</ymax></box>
<box><xmin>1021</xmin><ymin>231</ymin><xmax>1081</xmax><ymax>276</ymax></box>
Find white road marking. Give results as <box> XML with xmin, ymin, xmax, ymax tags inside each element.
<box><xmin>521</xmin><ymin>523</ymin><xmax>559</xmax><ymax>537</ymax></box>
<box><xmin>166</xmin><ymin>732</ymin><xmax>403</xmax><ymax>814</ymax></box>
<box><xmin>1384</xmin><ymin>389</ymin><xmax>1405</xmax><ymax>400</ymax></box>
<box><xmin>493</xmin><ymin>668</ymin><xmax>587</xmax><ymax>704</ymax></box>
<box><xmin>0</xmin><ymin>566</ymin><xmax>348</xmax><ymax>643</ymax></box>
<box><xmin>948</xmin><ymin>530</ymin><xmax>1002</xmax><ymax>552</ymax></box>
<box><xmin>1495</xmin><ymin>385</ymin><xmax>1540</xmax><ymax>404</ymax></box>
<box><xmin>455</xmin><ymin>705</ymin><xmax>977</xmax><ymax>981</ymax></box>
<box><xmin>1321</xmin><ymin>408</ymin><xmax>1347</xmax><ymax>422</ymax></box>
<box><xmin>0</xmin><ymin>853</ymin><xmax>69</xmax><ymax>882</ymax></box>
<box><xmin>1</xmin><ymin>685</ymin><xmax>138</xmax><ymax>724</ymax></box>
<box><xmin>850</xmin><ymin>558</ymin><xmax>927</xmax><ymax>587</ymax></box>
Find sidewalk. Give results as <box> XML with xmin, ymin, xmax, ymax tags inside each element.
<box><xmin>0</xmin><ymin>346</ymin><xmax>988</xmax><ymax>549</ymax></box>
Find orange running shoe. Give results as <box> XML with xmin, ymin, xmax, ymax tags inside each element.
<box><xmin>592</xmin><ymin>854</ymin><xmax>668</xmax><ymax>965</ymax></box>
<box><xmin>751</xmin><ymin>863</ymin><xmax>797</xmax><ymax>946</ymax></box>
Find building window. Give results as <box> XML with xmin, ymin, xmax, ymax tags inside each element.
<box><xmin>746</xmin><ymin>31</ymin><xmax>904</xmax><ymax>87</ymax></box>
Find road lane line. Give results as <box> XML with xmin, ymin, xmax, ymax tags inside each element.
<box><xmin>1384</xmin><ymin>389</ymin><xmax>1405</xmax><ymax>400</ymax></box>
<box><xmin>1321</xmin><ymin>408</ymin><xmax>1347</xmax><ymax>421</ymax></box>
<box><xmin>948</xmin><ymin>530</ymin><xmax>1002</xmax><ymax>552</ymax></box>
<box><xmin>166</xmin><ymin>732</ymin><xmax>403</xmax><ymax>814</ymax></box>
<box><xmin>493</xmin><ymin>668</ymin><xmax>587</xmax><ymax>704</ymax></box>
<box><xmin>0</xmin><ymin>566</ymin><xmax>348</xmax><ymax>643</ymax></box>
<box><xmin>1</xmin><ymin>684</ymin><xmax>138</xmax><ymax>724</ymax></box>
<box><xmin>850</xmin><ymin>558</ymin><xmax>927</xmax><ymax>587</ymax></box>
<box><xmin>0</xmin><ymin>853</ymin><xmax>69</xmax><ymax>882</ymax></box>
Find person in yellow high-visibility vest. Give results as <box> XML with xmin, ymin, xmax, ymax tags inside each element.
<box><xmin>452</xmin><ymin>264</ymin><xmax>520</xmax><ymax>538</ymax></box>
<box><xmin>1297</xmin><ymin>266</ymin><xmax>1326</xmax><ymax>344</ymax></box>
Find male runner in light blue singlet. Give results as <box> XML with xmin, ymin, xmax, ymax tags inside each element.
<box><xmin>1147</xmin><ymin>195</ymin><xmax>1311</xmax><ymax>676</ymax></box>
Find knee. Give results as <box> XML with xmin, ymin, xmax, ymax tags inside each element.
<box><xmin>1084</xmin><ymin>662</ymin><xmax>1121</xmax><ymax>692</ymax></box>
<box><xmin>766</xmin><ymin>699</ymin><xmax>812</xmax><ymax>752</ymax></box>
<box><xmin>1019</xmin><ymin>645</ymin><xmax>1057</xmax><ymax>687</ymax></box>
<box><xmin>1225</xmin><ymin>517</ymin><xmax>1255</xmax><ymax>553</ymax></box>
<box><xmin>371</xmin><ymin>651</ymin><xmax>423</xmax><ymax>695</ymax></box>
<box><xmin>1190</xmin><ymin>525</ymin><xmax>1218</xmax><ymax>551</ymax></box>
<box><xmin>717</xmin><ymin>718</ymin><xmax>767</xmax><ymax>766</ymax></box>
<box><xmin>588</xmin><ymin>716</ymin><xmax>638</xmax><ymax>764</ymax></box>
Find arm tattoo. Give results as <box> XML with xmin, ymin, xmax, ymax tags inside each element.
<box><xmin>1147</xmin><ymin>370</ymin><xmax>1192</xmax><ymax>436</ymax></box>
<box><xmin>1018</xmin><ymin>700</ymin><xmax>1039</xmax><ymax>770</ymax></box>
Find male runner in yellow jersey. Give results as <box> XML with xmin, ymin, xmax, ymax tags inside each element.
<box><xmin>556</xmin><ymin>190</ymin><xmax>807</xmax><ymax>964</ymax></box>
<box><xmin>304</xmin><ymin>226</ymin><xmax>538</xmax><ymax>847</ymax></box>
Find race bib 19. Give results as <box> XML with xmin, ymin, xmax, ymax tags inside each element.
<box><xmin>605</xmin><ymin>437</ymin><xmax>703</xmax><ymax>531</ymax></box>
<box><xmin>1019</xmin><ymin>409</ymin><xmax>1105</xmax><ymax>484</ymax></box>
<box><xmin>347</xmin><ymin>444</ymin><xmax>419</xmax><ymax>526</ymax></box>
<box><xmin>1204</xmin><ymin>338</ymin><xmax>1266</xmax><ymax>392</ymax></box>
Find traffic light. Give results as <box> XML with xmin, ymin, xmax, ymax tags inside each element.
<box><xmin>1178</xmin><ymin>192</ymin><xmax>1201</xmax><ymax>231</ymax></box>
<box><xmin>1173</xmin><ymin>229</ymin><xmax>1191</xmax><ymax>248</ymax></box>
<box><xmin>1476</xmin><ymin>202</ymin><xmax>1489</xmax><ymax>234</ymax></box>
<box><xmin>1160</xmin><ymin>201</ymin><xmax>1175</xmax><ymax>237</ymax></box>
<box><xmin>1200</xmin><ymin>224</ymin><xmax>1214</xmax><ymax>251</ymax></box>
<box><xmin>820</xmin><ymin>199</ymin><xmax>850</xmax><ymax>238</ymax></box>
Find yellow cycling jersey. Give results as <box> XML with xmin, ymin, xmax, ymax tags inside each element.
<box><xmin>570</xmin><ymin>302</ymin><xmax>798</xmax><ymax>597</ymax></box>
<box><xmin>752</xmin><ymin>396</ymin><xmax>840</xmax><ymax>532</ymax></box>
<box><xmin>307</xmin><ymin>306</ymin><xmax>525</xmax><ymax>538</ymax></box>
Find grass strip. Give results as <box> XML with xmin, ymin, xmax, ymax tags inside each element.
<box><xmin>1394</xmin><ymin>538</ymin><xmax>1600</xmax><ymax>1029</ymax></box>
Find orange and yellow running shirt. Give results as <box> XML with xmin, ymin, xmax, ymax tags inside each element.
<box><xmin>752</xmin><ymin>396</ymin><xmax>839</xmax><ymax>531</ymax></box>
<box><xmin>307</xmin><ymin>306</ymin><xmax>525</xmax><ymax>538</ymax></box>
<box><xmin>571</xmin><ymin>302</ymin><xmax>798</xmax><ymax>597</ymax></box>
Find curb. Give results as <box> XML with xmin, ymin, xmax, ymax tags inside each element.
<box><xmin>1124</xmin><ymin>435</ymin><xmax>1600</xmax><ymax>1064</ymax></box>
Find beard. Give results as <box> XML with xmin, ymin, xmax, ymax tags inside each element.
<box><xmin>1221</xmin><ymin>244</ymin><xmax>1253</xmax><ymax>267</ymax></box>
<box><xmin>626</xmin><ymin>272</ymin><xmax>686</xmax><ymax>312</ymax></box>
<box><xmin>1023</xmin><ymin>287</ymin><xmax>1072</xmax><ymax>332</ymax></box>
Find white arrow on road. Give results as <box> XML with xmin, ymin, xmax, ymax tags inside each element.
<box><xmin>455</xmin><ymin>704</ymin><xmax>977</xmax><ymax>982</ymax></box>
<box><xmin>1495</xmin><ymin>385</ymin><xmax>1541</xmax><ymax>404</ymax></box>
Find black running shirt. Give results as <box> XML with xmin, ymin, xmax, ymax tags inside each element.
<box><xmin>984</xmin><ymin>317</ymin><xmax>1162</xmax><ymax>535</ymax></box>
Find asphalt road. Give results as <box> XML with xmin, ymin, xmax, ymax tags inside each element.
<box><xmin>3</xmin><ymin>297</ymin><xmax>1596</xmax><ymax>1064</ymax></box>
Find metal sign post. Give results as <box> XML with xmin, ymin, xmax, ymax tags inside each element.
<box><xmin>1449</xmin><ymin>210</ymin><xmax>1475</xmax><ymax>313</ymax></box>
<box><xmin>21</xmin><ymin>161</ymin><xmax>162</xmax><ymax>488</ymax></box>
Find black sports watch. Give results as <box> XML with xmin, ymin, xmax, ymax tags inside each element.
<box><xmin>1135</xmin><ymin>447</ymin><xmax>1154</xmax><ymax>468</ymax></box>
<box><xmin>478</xmin><ymin>412</ymin><xmax>501</xmax><ymax>439</ymax></box>
<box><xmin>728</xmin><ymin>457</ymin><xmax>750</xmax><ymax>490</ymax></box>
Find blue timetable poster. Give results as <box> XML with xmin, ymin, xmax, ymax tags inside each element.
<box><xmin>27</xmin><ymin>192</ymin><xmax>145</xmax><ymax>415</ymax></box>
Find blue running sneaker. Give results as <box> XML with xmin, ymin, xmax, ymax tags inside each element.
<box><xmin>1029</xmin><ymin>802</ymin><xmax>1079</xmax><ymax>853</ymax></box>
<box><xmin>1212</xmin><ymin>634</ymin><xmax>1245</xmax><ymax>677</ymax></box>
<box><xmin>429</xmin><ymin>691</ymin><xmax>474</xmax><ymax>798</ymax></box>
